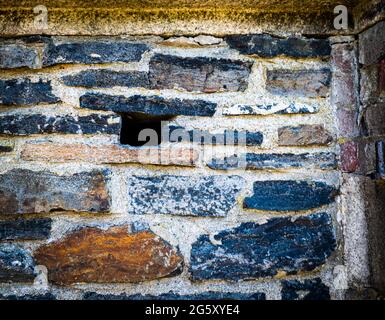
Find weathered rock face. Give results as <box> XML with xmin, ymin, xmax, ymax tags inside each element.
<box><xmin>359</xmin><ymin>20</ymin><xmax>385</xmax><ymax>65</ymax></box>
<box><xmin>225</xmin><ymin>35</ymin><xmax>331</xmax><ymax>58</ymax></box>
<box><xmin>190</xmin><ymin>213</ymin><xmax>336</xmax><ymax>281</ymax></box>
<box><xmin>84</xmin><ymin>291</ymin><xmax>266</xmax><ymax>300</ymax></box>
<box><xmin>0</xmin><ymin>218</ymin><xmax>52</xmax><ymax>241</ymax></box>
<box><xmin>281</xmin><ymin>278</ymin><xmax>330</xmax><ymax>300</ymax></box>
<box><xmin>0</xmin><ymin>244</ymin><xmax>35</xmax><ymax>283</ymax></box>
<box><xmin>149</xmin><ymin>54</ymin><xmax>252</xmax><ymax>93</ymax></box>
<box><xmin>0</xmin><ymin>43</ymin><xmax>39</xmax><ymax>69</ymax></box>
<box><xmin>223</xmin><ymin>102</ymin><xmax>320</xmax><ymax>115</ymax></box>
<box><xmin>126</xmin><ymin>175</ymin><xmax>244</xmax><ymax>216</ymax></box>
<box><xmin>80</xmin><ymin>93</ymin><xmax>217</xmax><ymax>117</ymax></box>
<box><xmin>278</xmin><ymin>125</ymin><xmax>333</xmax><ymax>146</ymax></box>
<box><xmin>0</xmin><ymin>114</ymin><xmax>120</xmax><ymax>136</ymax></box>
<box><xmin>0</xmin><ymin>79</ymin><xmax>60</xmax><ymax>106</ymax></box>
<box><xmin>243</xmin><ymin>180</ymin><xmax>337</xmax><ymax>211</ymax></box>
<box><xmin>266</xmin><ymin>69</ymin><xmax>331</xmax><ymax>98</ymax></box>
<box><xmin>0</xmin><ymin>169</ymin><xmax>110</xmax><ymax>215</ymax></box>
<box><xmin>0</xmin><ymin>293</ymin><xmax>56</xmax><ymax>300</ymax></box>
<box><xmin>34</xmin><ymin>226</ymin><xmax>184</xmax><ymax>285</ymax></box>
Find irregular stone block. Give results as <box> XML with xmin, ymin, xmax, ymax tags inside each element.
<box><xmin>359</xmin><ymin>21</ymin><xmax>385</xmax><ymax>65</ymax></box>
<box><xmin>0</xmin><ymin>218</ymin><xmax>52</xmax><ymax>241</ymax></box>
<box><xmin>225</xmin><ymin>34</ymin><xmax>331</xmax><ymax>58</ymax></box>
<box><xmin>0</xmin><ymin>79</ymin><xmax>60</xmax><ymax>106</ymax></box>
<box><xmin>266</xmin><ymin>69</ymin><xmax>331</xmax><ymax>98</ymax></box>
<box><xmin>278</xmin><ymin>125</ymin><xmax>333</xmax><ymax>146</ymax></box>
<box><xmin>168</xmin><ymin>126</ymin><xmax>263</xmax><ymax>146</ymax></box>
<box><xmin>127</xmin><ymin>175</ymin><xmax>244</xmax><ymax>217</ymax></box>
<box><xmin>84</xmin><ymin>291</ymin><xmax>265</xmax><ymax>300</ymax></box>
<box><xmin>0</xmin><ymin>113</ymin><xmax>120</xmax><ymax>136</ymax></box>
<box><xmin>0</xmin><ymin>169</ymin><xmax>110</xmax><ymax>215</ymax></box>
<box><xmin>80</xmin><ymin>93</ymin><xmax>217</xmax><ymax>117</ymax></box>
<box><xmin>0</xmin><ymin>293</ymin><xmax>56</xmax><ymax>300</ymax></box>
<box><xmin>0</xmin><ymin>244</ymin><xmax>35</xmax><ymax>283</ymax></box>
<box><xmin>243</xmin><ymin>180</ymin><xmax>337</xmax><ymax>211</ymax></box>
<box><xmin>380</xmin><ymin>60</ymin><xmax>385</xmax><ymax>94</ymax></box>
<box><xmin>340</xmin><ymin>141</ymin><xmax>359</xmax><ymax>173</ymax></box>
<box><xmin>190</xmin><ymin>213</ymin><xmax>336</xmax><ymax>281</ymax></box>
<box><xmin>363</xmin><ymin>103</ymin><xmax>385</xmax><ymax>136</ymax></box>
<box><xmin>336</xmin><ymin>107</ymin><xmax>359</xmax><ymax>139</ymax></box>
<box><xmin>0</xmin><ymin>141</ymin><xmax>13</xmax><ymax>154</ymax></box>
<box><xmin>34</xmin><ymin>225</ymin><xmax>184</xmax><ymax>285</ymax></box>
<box><xmin>21</xmin><ymin>142</ymin><xmax>198</xmax><ymax>167</ymax></box>
<box><xmin>149</xmin><ymin>54</ymin><xmax>252</xmax><ymax>92</ymax></box>
<box><xmin>43</xmin><ymin>39</ymin><xmax>148</xmax><ymax>66</ymax></box>
<box><xmin>223</xmin><ymin>102</ymin><xmax>319</xmax><ymax>115</ymax></box>
<box><xmin>62</xmin><ymin>70</ymin><xmax>149</xmax><ymax>88</ymax></box>
<box><xmin>207</xmin><ymin>152</ymin><xmax>337</xmax><ymax>171</ymax></box>
<box><xmin>0</xmin><ymin>43</ymin><xmax>39</xmax><ymax>69</ymax></box>
<box><xmin>281</xmin><ymin>278</ymin><xmax>330</xmax><ymax>300</ymax></box>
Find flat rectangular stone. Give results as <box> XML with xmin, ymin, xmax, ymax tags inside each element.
<box><xmin>0</xmin><ymin>244</ymin><xmax>35</xmax><ymax>283</ymax></box>
<box><xmin>149</xmin><ymin>54</ymin><xmax>252</xmax><ymax>92</ymax></box>
<box><xmin>0</xmin><ymin>169</ymin><xmax>110</xmax><ymax>215</ymax></box>
<box><xmin>0</xmin><ymin>79</ymin><xmax>60</xmax><ymax>106</ymax></box>
<box><xmin>21</xmin><ymin>142</ymin><xmax>198</xmax><ymax>167</ymax></box>
<box><xmin>0</xmin><ymin>42</ymin><xmax>39</xmax><ymax>69</ymax></box>
<box><xmin>380</xmin><ymin>60</ymin><xmax>385</xmax><ymax>94</ymax></box>
<box><xmin>266</xmin><ymin>69</ymin><xmax>331</xmax><ymax>98</ymax></box>
<box><xmin>0</xmin><ymin>218</ymin><xmax>52</xmax><ymax>240</ymax></box>
<box><xmin>223</xmin><ymin>102</ymin><xmax>319</xmax><ymax>115</ymax></box>
<box><xmin>225</xmin><ymin>34</ymin><xmax>331</xmax><ymax>58</ymax></box>
<box><xmin>207</xmin><ymin>152</ymin><xmax>337</xmax><ymax>171</ymax></box>
<box><xmin>363</xmin><ymin>102</ymin><xmax>385</xmax><ymax>136</ymax></box>
<box><xmin>190</xmin><ymin>212</ymin><xmax>336</xmax><ymax>281</ymax></box>
<box><xmin>43</xmin><ymin>39</ymin><xmax>148</xmax><ymax>66</ymax></box>
<box><xmin>62</xmin><ymin>70</ymin><xmax>149</xmax><ymax>88</ymax></box>
<box><xmin>0</xmin><ymin>141</ymin><xmax>13</xmax><ymax>154</ymax></box>
<box><xmin>359</xmin><ymin>21</ymin><xmax>385</xmax><ymax>65</ymax></box>
<box><xmin>278</xmin><ymin>125</ymin><xmax>333</xmax><ymax>146</ymax></box>
<box><xmin>0</xmin><ymin>293</ymin><xmax>56</xmax><ymax>300</ymax></box>
<box><xmin>127</xmin><ymin>175</ymin><xmax>244</xmax><ymax>217</ymax></box>
<box><xmin>376</xmin><ymin>141</ymin><xmax>385</xmax><ymax>179</ymax></box>
<box><xmin>243</xmin><ymin>180</ymin><xmax>337</xmax><ymax>211</ymax></box>
<box><xmin>0</xmin><ymin>113</ymin><xmax>120</xmax><ymax>136</ymax></box>
<box><xmin>80</xmin><ymin>93</ymin><xmax>217</xmax><ymax>117</ymax></box>
<box><xmin>281</xmin><ymin>278</ymin><xmax>330</xmax><ymax>300</ymax></box>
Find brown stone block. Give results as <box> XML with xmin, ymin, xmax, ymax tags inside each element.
<box><xmin>278</xmin><ymin>124</ymin><xmax>333</xmax><ymax>146</ymax></box>
<box><xmin>34</xmin><ymin>226</ymin><xmax>184</xmax><ymax>285</ymax></box>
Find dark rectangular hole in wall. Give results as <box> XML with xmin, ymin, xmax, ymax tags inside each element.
<box><xmin>119</xmin><ymin>113</ymin><xmax>175</xmax><ymax>147</ymax></box>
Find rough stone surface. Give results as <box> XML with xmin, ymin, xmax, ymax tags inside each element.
<box><xmin>377</xmin><ymin>141</ymin><xmax>385</xmax><ymax>179</ymax></box>
<box><xmin>207</xmin><ymin>152</ymin><xmax>337</xmax><ymax>170</ymax></box>
<box><xmin>190</xmin><ymin>213</ymin><xmax>336</xmax><ymax>281</ymax></box>
<box><xmin>0</xmin><ymin>143</ymin><xmax>13</xmax><ymax>153</ymax></box>
<box><xmin>80</xmin><ymin>93</ymin><xmax>217</xmax><ymax>117</ymax></box>
<box><xmin>380</xmin><ymin>60</ymin><xmax>385</xmax><ymax>94</ymax></box>
<box><xmin>168</xmin><ymin>126</ymin><xmax>263</xmax><ymax>146</ymax></box>
<box><xmin>340</xmin><ymin>141</ymin><xmax>359</xmax><ymax>173</ymax></box>
<box><xmin>0</xmin><ymin>113</ymin><xmax>120</xmax><ymax>136</ymax></box>
<box><xmin>0</xmin><ymin>293</ymin><xmax>56</xmax><ymax>300</ymax></box>
<box><xmin>243</xmin><ymin>180</ymin><xmax>337</xmax><ymax>211</ymax></box>
<box><xmin>127</xmin><ymin>175</ymin><xmax>244</xmax><ymax>217</ymax></box>
<box><xmin>84</xmin><ymin>291</ymin><xmax>266</xmax><ymax>300</ymax></box>
<box><xmin>0</xmin><ymin>43</ymin><xmax>39</xmax><ymax>69</ymax></box>
<box><xmin>281</xmin><ymin>278</ymin><xmax>330</xmax><ymax>300</ymax></box>
<box><xmin>266</xmin><ymin>69</ymin><xmax>331</xmax><ymax>98</ymax></box>
<box><xmin>0</xmin><ymin>169</ymin><xmax>110</xmax><ymax>215</ymax></box>
<box><xmin>278</xmin><ymin>125</ymin><xmax>333</xmax><ymax>146</ymax></box>
<box><xmin>359</xmin><ymin>20</ymin><xmax>385</xmax><ymax>65</ymax></box>
<box><xmin>62</xmin><ymin>70</ymin><xmax>149</xmax><ymax>88</ymax></box>
<box><xmin>34</xmin><ymin>225</ymin><xmax>184</xmax><ymax>285</ymax></box>
<box><xmin>0</xmin><ymin>79</ymin><xmax>60</xmax><ymax>106</ymax></box>
<box><xmin>0</xmin><ymin>218</ymin><xmax>52</xmax><ymax>241</ymax></box>
<box><xmin>363</xmin><ymin>103</ymin><xmax>385</xmax><ymax>136</ymax></box>
<box><xmin>21</xmin><ymin>142</ymin><xmax>198</xmax><ymax>167</ymax></box>
<box><xmin>336</xmin><ymin>108</ymin><xmax>359</xmax><ymax>138</ymax></box>
<box><xmin>149</xmin><ymin>54</ymin><xmax>252</xmax><ymax>93</ymax></box>
<box><xmin>223</xmin><ymin>102</ymin><xmax>319</xmax><ymax>115</ymax></box>
<box><xmin>0</xmin><ymin>244</ymin><xmax>35</xmax><ymax>283</ymax></box>
<box><xmin>225</xmin><ymin>34</ymin><xmax>331</xmax><ymax>58</ymax></box>
<box><xmin>360</xmin><ymin>64</ymin><xmax>379</xmax><ymax>103</ymax></box>
<box><xmin>43</xmin><ymin>39</ymin><xmax>149</xmax><ymax>66</ymax></box>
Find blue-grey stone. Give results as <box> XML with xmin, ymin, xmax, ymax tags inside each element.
<box><xmin>0</xmin><ymin>79</ymin><xmax>60</xmax><ymax>106</ymax></box>
<box><xmin>281</xmin><ymin>278</ymin><xmax>330</xmax><ymax>300</ymax></box>
<box><xmin>83</xmin><ymin>291</ymin><xmax>265</xmax><ymax>300</ymax></box>
<box><xmin>0</xmin><ymin>293</ymin><xmax>56</xmax><ymax>300</ymax></box>
<box><xmin>0</xmin><ymin>244</ymin><xmax>35</xmax><ymax>283</ymax></box>
<box><xmin>0</xmin><ymin>218</ymin><xmax>52</xmax><ymax>241</ymax></box>
<box><xmin>43</xmin><ymin>39</ymin><xmax>148</xmax><ymax>66</ymax></box>
<box><xmin>0</xmin><ymin>113</ymin><xmax>120</xmax><ymax>136</ymax></box>
<box><xmin>243</xmin><ymin>180</ymin><xmax>338</xmax><ymax>211</ymax></box>
<box><xmin>225</xmin><ymin>34</ymin><xmax>331</xmax><ymax>58</ymax></box>
<box><xmin>0</xmin><ymin>43</ymin><xmax>39</xmax><ymax>69</ymax></box>
<box><xmin>207</xmin><ymin>152</ymin><xmax>337</xmax><ymax>170</ymax></box>
<box><xmin>127</xmin><ymin>175</ymin><xmax>244</xmax><ymax>217</ymax></box>
<box><xmin>80</xmin><ymin>93</ymin><xmax>217</xmax><ymax>117</ymax></box>
<box><xmin>62</xmin><ymin>70</ymin><xmax>149</xmax><ymax>88</ymax></box>
<box><xmin>190</xmin><ymin>213</ymin><xmax>336</xmax><ymax>281</ymax></box>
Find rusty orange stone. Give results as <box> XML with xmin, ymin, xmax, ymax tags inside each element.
<box><xmin>34</xmin><ymin>226</ymin><xmax>184</xmax><ymax>285</ymax></box>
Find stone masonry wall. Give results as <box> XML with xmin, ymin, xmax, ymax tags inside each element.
<box><xmin>0</xmin><ymin>33</ymin><xmax>353</xmax><ymax>300</ymax></box>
